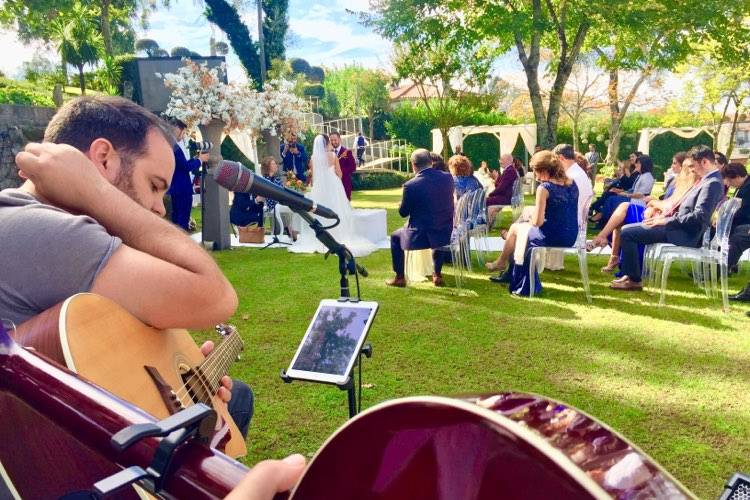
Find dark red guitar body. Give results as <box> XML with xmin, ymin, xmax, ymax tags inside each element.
<box><xmin>0</xmin><ymin>324</ymin><xmax>695</xmax><ymax>499</ymax></box>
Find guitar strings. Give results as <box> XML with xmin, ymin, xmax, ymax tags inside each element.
<box><xmin>172</xmin><ymin>333</ymin><xmax>242</xmax><ymax>406</ymax></box>
<box><xmin>173</xmin><ymin>334</ymin><xmax>237</xmax><ymax>403</ymax></box>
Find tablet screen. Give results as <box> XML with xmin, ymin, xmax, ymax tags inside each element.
<box><xmin>289</xmin><ymin>301</ymin><xmax>377</xmax><ymax>381</ymax></box>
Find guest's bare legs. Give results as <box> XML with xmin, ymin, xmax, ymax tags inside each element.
<box><xmin>487</xmin><ymin>205</ymin><xmax>502</xmax><ymax>229</ymax></box>
<box><xmin>590</xmin><ymin>202</ymin><xmax>629</xmax><ymax>248</ymax></box>
<box><xmin>486</xmin><ymin>223</ymin><xmax>519</xmax><ymax>271</ymax></box>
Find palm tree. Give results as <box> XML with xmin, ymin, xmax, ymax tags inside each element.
<box><xmin>51</xmin><ymin>3</ymin><xmax>103</xmax><ymax>94</ymax></box>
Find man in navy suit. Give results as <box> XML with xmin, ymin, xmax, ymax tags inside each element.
<box><xmin>613</xmin><ymin>145</ymin><xmax>724</xmax><ymax>291</ymax></box>
<box><xmin>167</xmin><ymin>118</ymin><xmax>207</xmax><ymax>231</ymax></box>
<box><xmin>386</xmin><ymin>149</ymin><xmax>455</xmax><ymax>287</ymax></box>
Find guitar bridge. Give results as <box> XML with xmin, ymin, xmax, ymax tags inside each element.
<box><xmin>145</xmin><ymin>365</ymin><xmax>185</xmax><ymax>415</ymax></box>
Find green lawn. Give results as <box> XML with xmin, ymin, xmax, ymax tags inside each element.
<box><xmin>194</xmin><ymin>188</ymin><xmax>750</xmax><ymax>498</ymax></box>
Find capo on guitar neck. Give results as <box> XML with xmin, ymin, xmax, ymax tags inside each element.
<box><xmin>91</xmin><ymin>404</ymin><xmax>217</xmax><ymax>497</ymax></box>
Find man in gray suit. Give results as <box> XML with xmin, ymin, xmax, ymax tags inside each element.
<box><xmin>612</xmin><ymin>145</ymin><xmax>724</xmax><ymax>291</ymax></box>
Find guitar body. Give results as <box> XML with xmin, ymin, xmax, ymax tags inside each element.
<box><xmin>15</xmin><ymin>293</ymin><xmax>246</xmax><ymax>459</ymax></box>
<box><xmin>292</xmin><ymin>393</ymin><xmax>696</xmax><ymax>499</ymax></box>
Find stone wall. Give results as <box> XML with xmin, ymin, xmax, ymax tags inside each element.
<box><xmin>0</xmin><ymin>104</ymin><xmax>56</xmax><ymax>190</ymax></box>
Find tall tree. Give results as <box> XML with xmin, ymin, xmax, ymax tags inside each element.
<box><xmin>556</xmin><ymin>53</ymin><xmax>606</xmax><ymax>152</ymax></box>
<box><xmin>262</xmin><ymin>0</ymin><xmax>289</xmax><ymax>69</ymax></box>
<box><xmin>51</xmin><ymin>2</ymin><xmax>103</xmax><ymax>94</ymax></box>
<box><xmin>366</xmin><ymin>0</ymin><xmax>598</xmax><ymax>148</ymax></box>
<box><xmin>324</xmin><ymin>66</ymin><xmax>390</xmax><ymax>139</ymax></box>
<box><xmin>204</xmin><ymin>0</ymin><xmax>262</xmax><ymax>87</ymax></box>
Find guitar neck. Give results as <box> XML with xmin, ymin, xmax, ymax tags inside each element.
<box><xmin>193</xmin><ymin>331</ymin><xmax>244</xmax><ymax>401</ymax></box>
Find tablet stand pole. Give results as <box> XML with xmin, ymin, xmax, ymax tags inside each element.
<box><xmin>281</xmin><ymin>342</ymin><xmax>372</xmax><ymax>419</ymax></box>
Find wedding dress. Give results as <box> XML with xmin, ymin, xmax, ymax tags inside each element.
<box><xmin>288</xmin><ymin>135</ymin><xmax>377</xmax><ymax>258</ymax></box>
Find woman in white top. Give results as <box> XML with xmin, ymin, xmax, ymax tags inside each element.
<box><xmin>289</xmin><ymin>134</ymin><xmax>377</xmax><ymax>258</ymax></box>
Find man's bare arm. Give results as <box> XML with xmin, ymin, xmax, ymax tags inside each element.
<box><xmin>17</xmin><ymin>142</ymin><xmax>237</xmax><ymax>329</ymax></box>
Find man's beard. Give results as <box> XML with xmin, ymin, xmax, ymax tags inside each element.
<box><xmin>113</xmin><ymin>159</ymin><xmax>145</xmax><ymax>207</ymax></box>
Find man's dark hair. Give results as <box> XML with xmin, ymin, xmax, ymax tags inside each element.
<box><xmin>688</xmin><ymin>145</ymin><xmax>715</xmax><ymax>163</ymax></box>
<box><xmin>164</xmin><ymin>115</ymin><xmax>187</xmax><ymax>130</ymax></box>
<box><xmin>713</xmin><ymin>151</ymin><xmax>728</xmax><ymax>166</ymax></box>
<box><xmin>636</xmin><ymin>154</ymin><xmax>653</xmax><ymax>173</ymax></box>
<box><xmin>330</xmin><ymin>131</ymin><xmax>341</xmax><ymax>138</ymax></box>
<box><xmin>721</xmin><ymin>162</ymin><xmax>748</xmax><ymax>179</ymax></box>
<box><xmin>430</xmin><ymin>152</ymin><xmax>447</xmax><ymax>172</ymax></box>
<box><xmin>552</xmin><ymin>143</ymin><xmax>575</xmax><ymax>160</ymax></box>
<box><xmin>631</xmin><ymin>151</ymin><xmax>643</xmax><ymax>158</ymax></box>
<box><xmin>45</xmin><ymin>95</ymin><xmax>173</xmax><ymax>162</ymax></box>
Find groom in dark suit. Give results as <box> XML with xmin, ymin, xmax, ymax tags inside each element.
<box><xmin>613</xmin><ymin>145</ymin><xmax>724</xmax><ymax>291</ymax></box>
<box><xmin>386</xmin><ymin>149</ymin><xmax>455</xmax><ymax>287</ymax></box>
<box><xmin>330</xmin><ymin>132</ymin><xmax>357</xmax><ymax>200</ymax></box>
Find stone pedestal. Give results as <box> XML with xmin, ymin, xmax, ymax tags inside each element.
<box><xmin>199</xmin><ymin>119</ymin><xmax>231</xmax><ymax>250</ymax></box>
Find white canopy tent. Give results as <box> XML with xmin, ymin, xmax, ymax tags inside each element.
<box><xmin>637</xmin><ymin>124</ymin><xmax>732</xmax><ymax>156</ymax></box>
<box><xmin>431</xmin><ymin>124</ymin><xmax>537</xmax><ymax>158</ymax></box>
<box><xmin>195</xmin><ymin>128</ymin><xmax>261</xmax><ymax>166</ymax></box>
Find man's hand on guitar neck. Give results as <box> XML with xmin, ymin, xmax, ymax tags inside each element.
<box><xmin>201</xmin><ymin>340</ymin><xmax>232</xmax><ymax>403</ymax></box>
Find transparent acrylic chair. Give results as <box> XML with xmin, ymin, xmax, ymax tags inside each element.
<box><xmin>467</xmin><ymin>189</ymin><xmax>490</xmax><ymax>265</ymax></box>
<box><xmin>408</xmin><ymin>192</ymin><xmax>471</xmax><ymax>290</ymax></box>
<box><xmin>488</xmin><ymin>178</ymin><xmax>523</xmax><ymax>230</ymax></box>
<box><xmin>528</xmin><ymin>195</ymin><xmax>593</xmax><ymax>303</ymax></box>
<box><xmin>655</xmin><ymin>197</ymin><xmax>741</xmax><ymax>311</ymax></box>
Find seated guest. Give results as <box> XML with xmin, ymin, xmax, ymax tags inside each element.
<box><xmin>513</xmin><ymin>157</ymin><xmax>526</xmax><ymax>178</ymax></box>
<box><xmin>430</xmin><ymin>152</ymin><xmax>448</xmax><ymax>172</ymax></box>
<box><xmin>166</xmin><ymin>117</ymin><xmax>208</xmax><ymax>231</ymax></box>
<box><xmin>486</xmin><ymin>153</ymin><xmax>520</xmax><ymax>227</ymax></box>
<box><xmin>612</xmin><ymin>145</ymin><xmax>724</xmax><ymax>291</ymax></box>
<box><xmin>590</xmin><ymin>160</ymin><xmax>638</xmax><ymax>216</ymax></box>
<box><xmin>230</xmin><ymin>193</ymin><xmax>264</xmax><ymax>228</ymax></box>
<box><xmin>386</xmin><ymin>149</ymin><xmax>454</xmax><ymax>288</ymax></box>
<box><xmin>448</xmin><ymin>154</ymin><xmax>482</xmax><ymax>199</ymax></box>
<box><xmin>1</xmin><ymin>95</ymin><xmax>253</xmax><ymax>439</ymax></box>
<box><xmin>575</xmin><ymin>152</ymin><xmax>590</xmax><ymax>178</ymax></box>
<box><xmin>721</xmin><ymin>163</ymin><xmax>750</xmax><ymax>281</ymax></box>
<box><xmin>594</xmin><ymin>154</ymin><xmax>655</xmax><ymax>227</ymax></box>
<box><xmin>661</xmin><ymin>152</ymin><xmax>687</xmax><ymax>200</ymax></box>
<box><xmin>474</xmin><ymin>160</ymin><xmax>495</xmax><ymax>190</ymax></box>
<box><xmin>589</xmin><ymin>156</ymin><xmax>699</xmax><ymax>273</ymax></box>
<box><xmin>485</xmin><ymin>151</ymin><xmax>579</xmax><ymax>295</ymax></box>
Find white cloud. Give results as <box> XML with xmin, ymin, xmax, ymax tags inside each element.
<box><xmin>0</xmin><ymin>30</ymin><xmax>57</xmax><ymax>78</ymax></box>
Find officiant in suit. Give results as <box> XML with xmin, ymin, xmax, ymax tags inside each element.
<box><xmin>386</xmin><ymin>149</ymin><xmax>455</xmax><ymax>287</ymax></box>
<box><xmin>330</xmin><ymin>132</ymin><xmax>356</xmax><ymax>200</ymax></box>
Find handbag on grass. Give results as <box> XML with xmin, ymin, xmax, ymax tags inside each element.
<box><xmin>238</xmin><ymin>224</ymin><xmax>265</xmax><ymax>243</ymax></box>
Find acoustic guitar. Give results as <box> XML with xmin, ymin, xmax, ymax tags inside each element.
<box><xmin>0</xmin><ymin>322</ymin><xmax>697</xmax><ymax>499</ymax></box>
<box><xmin>13</xmin><ymin>293</ymin><xmax>247</xmax><ymax>459</ymax></box>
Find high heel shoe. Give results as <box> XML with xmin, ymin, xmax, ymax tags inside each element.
<box><xmin>600</xmin><ymin>255</ymin><xmax>619</xmax><ymax>273</ymax></box>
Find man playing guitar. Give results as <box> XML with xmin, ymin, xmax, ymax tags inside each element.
<box><xmin>0</xmin><ymin>96</ymin><xmax>304</xmax><ymax>497</ymax></box>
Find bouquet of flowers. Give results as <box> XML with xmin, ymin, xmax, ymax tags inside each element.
<box><xmin>284</xmin><ymin>171</ymin><xmax>307</xmax><ymax>192</ymax></box>
<box><xmin>160</xmin><ymin>60</ymin><xmax>306</xmax><ymax>137</ymax></box>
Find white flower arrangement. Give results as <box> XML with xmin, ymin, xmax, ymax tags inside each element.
<box><xmin>160</xmin><ymin>60</ymin><xmax>306</xmax><ymax>137</ymax></box>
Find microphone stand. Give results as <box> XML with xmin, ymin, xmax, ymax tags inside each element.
<box><xmin>283</xmin><ymin>207</ymin><xmax>372</xmax><ymax>418</ymax></box>
<box><xmin>290</xmin><ymin>208</ymin><xmax>366</xmax><ymax>300</ymax></box>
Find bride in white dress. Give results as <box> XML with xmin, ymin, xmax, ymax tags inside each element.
<box><xmin>288</xmin><ymin>134</ymin><xmax>377</xmax><ymax>258</ymax></box>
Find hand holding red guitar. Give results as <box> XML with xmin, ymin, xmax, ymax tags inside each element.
<box><xmin>225</xmin><ymin>454</ymin><xmax>306</xmax><ymax>500</ymax></box>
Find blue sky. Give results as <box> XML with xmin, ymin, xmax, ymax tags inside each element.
<box><xmin>136</xmin><ymin>0</ymin><xmax>391</xmax><ymax>82</ymax></box>
<box><xmin>0</xmin><ymin>0</ymin><xmax>391</xmax><ymax>80</ymax></box>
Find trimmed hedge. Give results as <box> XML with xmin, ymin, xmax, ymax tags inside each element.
<box><xmin>0</xmin><ymin>79</ymin><xmax>54</xmax><ymax>107</ymax></box>
<box><xmin>352</xmin><ymin>170</ymin><xmax>412</xmax><ymax>191</ymax></box>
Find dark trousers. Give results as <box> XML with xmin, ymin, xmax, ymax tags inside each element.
<box><xmin>620</xmin><ymin>223</ymin><xmax>671</xmax><ymax>282</ymax></box>
<box><xmin>171</xmin><ymin>193</ymin><xmax>193</xmax><ymax>231</ymax></box>
<box><xmin>228</xmin><ymin>379</ymin><xmax>254</xmax><ymax>439</ymax></box>
<box><xmin>390</xmin><ymin>228</ymin><xmax>445</xmax><ymax>277</ymax></box>
<box><xmin>356</xmin><ymin>147</ymin><xmax>365</xmax><ymax>166</ymax></box>
<box><xmin>728</xmin><ymin>224</ymin><xmax>750</xmax><ymax>268</ymax></box>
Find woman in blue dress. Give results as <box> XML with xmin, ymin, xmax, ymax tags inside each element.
<box><xmin>448</xmin><ymin>154</ymin><xmax>483</xmax><ymax>199</ymax></box>
<box><xmin>485</xmin><ymin>151</ymin><xmax>579</xmax><ymax>296</ymax></box>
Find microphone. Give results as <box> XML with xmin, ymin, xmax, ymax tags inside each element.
<box><xmin>213</xmin><ymin>160</ymin><xmax>340</xmax><ymax>221</ymax></box>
